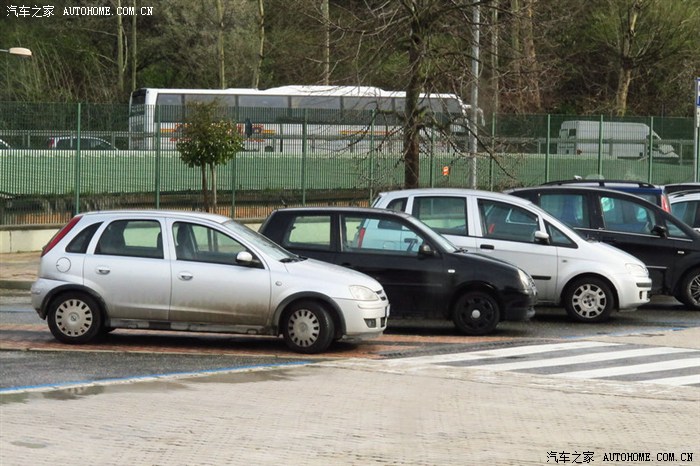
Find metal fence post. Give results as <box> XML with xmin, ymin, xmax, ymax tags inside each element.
<box><xmin>301</xmin><ymin>109</ymin><xmax>307</xmax><ymax>205</ymax></box>
<box><xmin>74</xmin><ymin>103</ymin><xmax>81</xmax><ymax>215</ymax></box>
<box><xmin>155</xmin><ymin>105</ymin><xmax>161</xmax><ymax>209</ymax></box>
<box><xmin>597</xmin><ymin>115</ymin><xmax>604</xmax><ymax>175</ymax></box>
<box><xmin>230</xmin><ymin>153</ymin><xmax>236</xmax><ymax>218</ymax></box>
<box><xmin>545</xmin><ymin>114</ymin><xmax>551</xmax><ymax>183</ymax></box>
<box><xmin>647</xmin><ymin>116</ymin><xmax>654</xmax><ymax>182</ymax></box>
<box><xmin>369</xmin><ymin>109</ymin><xmax>375</xmax><ymax>203</ymax></box>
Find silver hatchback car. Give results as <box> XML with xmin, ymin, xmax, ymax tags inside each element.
<box><xmin>31</xmin><ymin>210</ymin><xmax>389</xmax><ymax>353</ymax></box>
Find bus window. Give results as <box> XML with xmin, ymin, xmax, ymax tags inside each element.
<box><xmin>343</xmin><ymin>96</ymin><xmax>392</xmax><ymax>112</ymax></box>
<box><xmin>291</xmin><ymin>96</ymin><xmax>341</xmax><ymax>109</ymax></box>
<box><xmin>239</xmin><ymin>95</ymin><xmax>288</xmax><ymax>108</ymax></box>
<box><xmin>156</xmin><ymin>94</ymin><xmax>184</xmax><ymax>106</ymax></box>
<box><xmin>184</xmin><ymin>94</ymin><xmax>236</xmax><ymax>107</ymax></box>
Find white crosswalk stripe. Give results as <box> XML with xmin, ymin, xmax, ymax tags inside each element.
<box><xmin>391</xmin><ymin>341</ymin><xmax>700</xmax><ymax>387</ymax></box>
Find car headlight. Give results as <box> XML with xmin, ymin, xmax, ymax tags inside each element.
<box><xmin>349</xmin><ymin>285</ymin><xmax>380</xmax><ymax>301</ymax></box>
<box><xmin>625</xmin><ymin>263</ymin><xmax>649</xmax><ymax>277</ymax></box>
<box><xmin>518</xmin><ymin>269</ymin><xmax>535</xmax><ymax>290</ymax></box>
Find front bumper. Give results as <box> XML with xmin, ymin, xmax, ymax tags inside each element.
<box><xmin>335</xmin><ymin>297</ymin><xmax>389</xmax><ymax>340</ymax></box>
<box><xmin>616</xmin><ymin>276</ymin><xmax>653</xmax><ymax>310</ymax></box>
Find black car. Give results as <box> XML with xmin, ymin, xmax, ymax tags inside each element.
<box><xmin>508</xmin><ymin>186</ymin><xmax>700</xmax><ymax>309</ymax></box>
<box><xmin>260</xmin><ymin>207</ymin><xmax>537</xmax><ymax>335</ymax></box>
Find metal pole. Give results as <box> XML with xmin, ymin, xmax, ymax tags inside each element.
<box><xmin>694</xmin><ymin>77</ymin><xmax>699</xmax><ymax>181</ymax></box>
<box><xmin>74</xmin><ymin>103</ymin><xmax>81</xmax><ymax>214</ymax></box>
<box><xmin>648</xmin><ymin>116</ymin><xmax>654</xmax><ymax>182</ymax></box>
<box><xmin>597</xmin><ymin>115</ymin><xmax>603</xmax><ymax>175</ymax></box>
<box><xmin>369</xmin><ymin>109</ymin><xmax>375</xmax><ymax>204</ymax></box>
<box><xmin>155</xmin><ymin>106</ymin><xmax>161</xmax><ymax>209</ymax></box>
<box><xmin>301</xmin><ymin>109</ymin><xmax>307</xmax><ymax>205</ymax></box>
<box><xmin>545</xmin><ymin>114</ymin><xmax>551</xmax><ymax>183</ymax></box>
<box><xmin>468</xmin><ymin>3</ymin><xmax>480</xmax><ymax>189</ymax></box>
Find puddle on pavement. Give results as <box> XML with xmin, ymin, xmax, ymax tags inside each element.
<box><xmin>1</xmin><ymin>365</ymin><xmax>309</xmax><ymax>405</ymax></box>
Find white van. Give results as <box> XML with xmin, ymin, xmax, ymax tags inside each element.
<box><xmin>556</xmin><ymin>120</ymin><xmax>677</xmax><ymax>159</ymax></box>
<box><xmin>373</xmin><ymin>188</ymin><xmax>652</xmax><ymax>323</ymax></box>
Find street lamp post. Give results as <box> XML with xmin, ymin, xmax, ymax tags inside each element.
<box><xmin>0</xmin><ymin>47</ymin><xmax>32</xmax><ymax>57</ymax></box>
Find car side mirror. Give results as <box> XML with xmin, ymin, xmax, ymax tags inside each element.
<box><xmin>533</xmin><ymin>230</ymin><xmax>550</xmax><ymax>245</ymax></box>
<box><xmin>651</xmin><ymin>224</ymin><xmax>668</xmax><ymax>238</ymax></box>
<box><xmin>236</xmin><ymin>251</ymin><xmax>254</xmax><ymax>265</ymax></box>
<box><xmin>418</xmin><ymin>243</ymin><xmax>436</xmax><ymax>256</ymax></box>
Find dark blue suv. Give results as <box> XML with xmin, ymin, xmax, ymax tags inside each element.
<box><xmin>543</xmin><ymin>180</ymin><xmax>670</xmax><ymax>212</ymax></box>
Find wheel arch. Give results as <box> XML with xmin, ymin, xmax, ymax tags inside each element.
<box><xmin>448</xmin><ymin>281</ymin><xmax>502</xmax><ymax>319</ymax></box>
<box><xmin>273</xmin><ymin>292</ymin><xmax>345</xmax><ymax>338</ymax></box>
<box><xmin>39</xmin><ymin>284</ymin><xmax>107</xmax><ymax>320</ymax></box>
<box><xmin>561</xmin><ymin>273</ymin><xmax>619</xmax><ymax>309</ymax></box>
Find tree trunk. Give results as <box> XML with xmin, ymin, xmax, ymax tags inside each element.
<box><xmin>614</xmin><ymin>0</ymin><xmax>642</xmax><ymax>117</ymax></box>
<box><xmin>403</xmin><ymin>7</ymin><xmax>423</xmax><ymax>189</ymax></box>
<box><xmin>522</xmin><ymin>0</ymin><xmax>541</xmax><ymax>111</ymax></box>
<box><xmin>131</xmin><ymin>0</ymin><xmax>137</xmax><ymax>92</ymax></box>
<box><xmin>216</xmin><ymin>0</ymin><xmax>226</xmax><ymax>89</ymax></box>
<box><xmin>322</xmin><ymin>0</ymin><xmax>330</xmax><ymax>85</ymax></box>
<box><xmin>116</xmin><ymin>0</ymin><xmax>124</xmax><ymax>94</ymax></box>
<box><xmin>201</xmin><ymin>165</ymin><xmax>211</xmax><ymax>212</ymax></box>
<box><xmin>210</xmin><ymin>163</ymin><xmax>218</xmax><ymax>210</ymax></box>
<box><xmin>252</xmin><ymin>0</ymin><xmax>265</xmax><ymax>89</ymax></box>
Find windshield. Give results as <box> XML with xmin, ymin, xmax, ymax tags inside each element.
<box><xmin>223</xmin><ymin>220</ymin><xmax>298</xmax><ymax>262</ymax></box>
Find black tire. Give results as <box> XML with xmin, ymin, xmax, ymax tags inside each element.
<box><xmin>47</xmin><ymin>292</ymin><xmax>103</xmax><ymax>344</ymax></box>
<box><xmin>452</xmin><ymin>291</ymin><xmax>500</xmax><ymax>336</ymax></box>
<box><xmin>563</xmin><ymin>277</ymin><xmax>614</xmax><ymax>322</ymax></box>
<box><xmin>678</xmin><ymin>268</ymin><xmax>700</xmax><ymax>310</ymax></box>
<box><xmin>282</xmin><ymin>301</ymin><xmax>335</xmax><ymax>354</ymax></box>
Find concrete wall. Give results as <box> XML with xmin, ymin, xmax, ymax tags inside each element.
<box><xmin>0</xmin><ymin>226</ymin><xmax>59</xmax><ymax>254</ymax></box>
<box><xmin>0</xmin><ymin>221</ymin><xmax>264</xmax><ymax>254</ymax></box>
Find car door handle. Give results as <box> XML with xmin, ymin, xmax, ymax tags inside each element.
<box><xmin>96</xmin><ymin>266</ymin><xmax>111</xmax><ymax>275</ymax></box>
<box><xmin>178</xmin><ymin>272</ymin><xmax>194</xmax><ymax>281</ymax></box>
<box><xmin>480</xmin><ymin>244</ymin><xmax>495</xmax><ymax>250</ymax></box>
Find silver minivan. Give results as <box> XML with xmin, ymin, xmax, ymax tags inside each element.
<box><xmin>373</xmin><ymin>188</ymin><xmax>652</xmax><ymax>323</ymax></box>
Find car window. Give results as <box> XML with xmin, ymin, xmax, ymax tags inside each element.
<box><xmin>282</xmin><ymin>215</ymin><xmax>332</xmax><ymax>251</ymax></box>
<box><xmin>55</xmin><ymin>139</ymin><xmax>71</xmax><ymax>149</ymax></box>
<box><xmin>174</xmin><ymin>222</ymin><xmax>250</xmax><ymax>264</ymax></box>
<box><xmin>600</xmin><ymin>196</ymin><xmax>655</xmax><ymax>234</ymax></box>
<box><xmin>384</xmin><ymin>197</ymin><xmax>407</xmax><ymax>212</ymax></box>
<box><xmin>538</xmin><ymin>193</ymin><xmax>590</xmax><ymax>228</ymax></box>
<box><xmin>544</xmin><ymin>221</ymin><xmax>576</xmax><ymax>247</ymax></box>
<box><xmin>96</xmin><ymin>220</ymin><xmax>163</xmax><ymax>258</ymax></box>
<box><xmin>343</xmin><ymin>214</ymin><xmax>425</xmax><ymax>255</ymax></box>
<box><xmin>411</xmin><ymin>196</ymin><xmax>467</xmax><ymax>236</ymax></box>
<box><xmin>66</xmin><ymin>222</ymin><xmax>102</xmax><ymax>253</ymax></box>
<box><xmin>671</xmin><ymin>200</ymin><xmax>700</xmax><ymax>229</ymax></box>
<box><xmin>478</xmin><ymin>199</ymin><xmax>539</xmax><ymax>243</ymax></box>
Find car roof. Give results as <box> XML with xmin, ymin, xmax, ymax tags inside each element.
<box><xmin>543</xmin><ymin>179</ymin><xmax>661</xmax><ymax>190</ymax></box>
<box><xmin>270</xmin><ymin>205</ymin><xmax>413</xmax><ymax>218</ymax></box>
<box><xmin>664</xmin><ymin>183</ymin><xmax>700</xmax><ymax>195</ymax></box>
<box><xmin>75</xmin><ymin>209</ymin><xmax>233</xmax><ymax>224</ymax></box>
<box><xmin>508</xmin><ymin>185</ymin><xmax>664</xmax><ymax>207</ymax></box>
<box><xmin>376</xmin><ymin>187</ymin><xmax>538</xmax><ymax>206</ymax></box>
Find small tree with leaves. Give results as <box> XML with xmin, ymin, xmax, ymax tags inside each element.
<box><xmin>177</xmin><ymin>101</ymin><xmax>243</xmax><ymax>212</ymax></box>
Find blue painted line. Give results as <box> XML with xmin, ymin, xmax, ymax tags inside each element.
<box><xmin>0</xmin><ymin>360</ymin><xmax>311</xmax><ymax>394</ymax></box>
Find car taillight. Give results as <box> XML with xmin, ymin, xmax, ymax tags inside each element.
<box><xmin>357</xmin><ymin>227</ymin><xmax>366</xmax><ymax>247</ymax></box>
<box><xmin>660</xmin><ymin>195</ymin><xmax>671</xmax><ymax>213</ymax></box>
<box><xmin>42</xmin><ymin>215</ymin><xmax>82</xmax><ymax>256</ymax></box>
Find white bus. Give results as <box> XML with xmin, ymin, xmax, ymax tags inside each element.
<box><xmin>128</xmin><ymin>85</ymin><xmax>475</xmax><ymax>153</ymax></box>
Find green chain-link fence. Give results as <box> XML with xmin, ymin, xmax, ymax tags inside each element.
<box><xmin>0</xmin><ymin>102</ymin><xmax>696</xmax><ymax>225</ymax></box>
